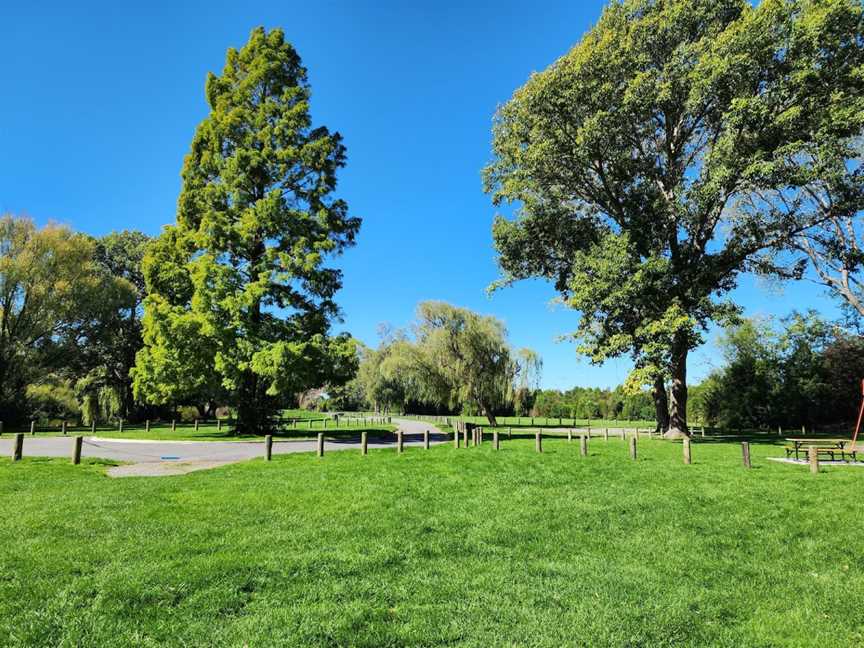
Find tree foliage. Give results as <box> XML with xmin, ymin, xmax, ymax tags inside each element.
<box><xmin>133</xmin><ymin>27</ymin><xmax>360</xmax><ymax>432</ymax></box>
<box><xmin>0</xmin><ymin>215</ymin><xmax>135</xmax><ymax>423</ymax></box>
<box><xmin>484</xmin><ymin>0</ymin><xmax>864</xmax><ymax>437</ymax></box>
<box><xmin>73</xmin><ymin>230</ymin><xmax>151</xmax><ymax>422</ymax></box>
<box><xmin>532</xmin><ymin>385</ymin><xmax>655</xmax><ymax>421</ymax></box>
<box><xmin>689</xmin><ymin>311</ymin><xmax>864</xmax><ymax>429</ymax></box>
<box><xmin>353</xmin><ymin>302</ymin><xmax>536</xmax><ymax>425</ymax></box>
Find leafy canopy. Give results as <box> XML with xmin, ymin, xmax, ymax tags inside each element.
<box><xmin>0</xmin><ymin>215</ymin><xmax>135</xmax><ymax>422</ymax></box>
<box><xmin>484</xmin><ymin>0</ymin><xmax>864</xmax><ymax>433</ymax></box>
<box><xmin>134</xmin><ymin>27</ymin><xmax>360</xmax><ymax>430</ymax></box>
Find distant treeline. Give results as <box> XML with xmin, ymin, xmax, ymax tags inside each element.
<box><xmin>525</xmin><ymin>387</ymin><xmax>654</xmax><ymax>421</ymax></box>
<box><xmin>688</xmin><ymin>311</ymin><xmax>864</xmax><ymax>431</ymax></box>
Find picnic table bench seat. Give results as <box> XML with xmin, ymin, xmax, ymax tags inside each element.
<box><xmin>784</xmin><ymin>438</ymin><xmax>859</xmax><ymax>462</ymax></box>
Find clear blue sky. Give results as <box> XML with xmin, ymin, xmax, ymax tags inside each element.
<box><xmin>0</xmin><ymin>0</ymin><xmax>841</xmax><ymax>390</ymax></box>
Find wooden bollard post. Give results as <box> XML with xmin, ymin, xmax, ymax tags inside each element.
<box><xmin>317</xmin><ymin>433</ymin><xmax>324</xmax><ymax>457</ymax></box>
<box><xmin>424</xmin><ymin>429</ymin><xmax>430</xmax><ymax>449</ymax></box>
<box><xmin>808</xmin><ymin>446</ymin><xmax>819</xmax><ymax>474</ymax></box>
<box><xmin>72</xmin><ymin>435</ymin><xmax>83</xmax><ymax>465</ymax></box>
<box><xmin>629</xmin><ymin>435</ymin><xmax>637</xmax><ymax>460</ymax></box>
<box><xmin>91</xmin><ymin>420</ymin><xmax>96</xmax><ymax>434</ymax></box>
<box><xmin>567</xmin><ymin>429</ymin><xmax>573</xmax><ymax>442</ymax></box>
<box><xmin>580</xmin><ymin>435</ymin><xmax>588</xmax><ymax>457</ymax></box>
<box><xmin>361</xmin><ymin>431</ymin><xmax>368</xmax><ymax>455</ymax></box>
<box><xmin>13</xmin><ymin>433</ymin><xmax>23</xmax><ymax>461</ymax></box>
<box><xmin>621</xmin><ymin>428</ymin><xmax>626</xmax><ymax>441</ymax></box>
<box><xmin>453</xmin><ymin>429</ymin><xmax>459</xmax><ymax>448</ymax></box>
<box><xmin>145</xmin><ymin>419</ymin><xmax>150</xmax><ymax>433</ymax></box>
<box><xmin>118</xmin><ymin>419</ymin><xmax>123</xmax><ymax>433</ymax></box>
<box><xmin>701</xmin><ymin>426</ymin><xmax>705</xmax><ymax>438</ymax></box>
<box><xmin>62</xmin><ymin>420</ymin><xmax>67</xmax><ymax>435</ymax></box>
<box><xmin>30</xmin><ymin>420</ymin><xmax>36</xmax><ymax>435</ymax></box>
<box><xmin>463</xmin><ymin>426</ymin><xmax>468</xmax><ymax>448</ymax></box>
<box><xmin>397</xmin><ymin>430</ymin><xmax>404</xmax><ymax>454</ymax></box>
<box><xmin>683</xmin><ymin>438</ymin><xmax>692</xmax><ymax>465</ymax></box>
<box><xmin>218</xmin><ymin>419</ymin><xmax>222</xmax><ymax>432</ymax></box>
<box><xmin>741</xmin><ymin>441</ymin><xmax>751</xmax><ymax>469</ymax></box>
<box><xmin>265</xmin><ymin>434</ymin><xmax>273</xmax><ymax>461</ymax></box>
<box><xmin>777</xmin><ymin>426</ymin><xmax>782</xmax><ymax>437</ymax></box>
<box><xmin>535</xmin><ymin>430</ymin><xmax>542</xmax><ymax>453</ymax></box>
<box><xmin>194</xmin><ymin>419</ymin><xmax>199</xmax><ymax>431</ymax></box>
<box><xmin>172</xmin><ymin>419</ymin><xmax>176</xmax><ymax>432</ymax></box>
<box><xmin>604</xmin><ymin>427</ymin><xmax>608</xmax><ymax>441</ymax></box>
<box><xmin>493</xmin><ymin>429</ymin><xmax>499</xmax><ymax>450</ymax></box>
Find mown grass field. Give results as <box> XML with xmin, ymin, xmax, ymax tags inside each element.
<box><xmin>5</xmin><ymin>416</ymin><xmax>393</xmax><ymax>442</ymax></box>
<box><xmin>2</xmin><ymin>437</ymin><xmax>863</xmax><ymax>646</ymax></box>
<box><xmin>401</xmin><ymin>414</ymin><xmax>658</xmax><ymax>429</ymax></box>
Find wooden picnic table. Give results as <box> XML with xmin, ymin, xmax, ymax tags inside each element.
<box><xmin>784</xmin><ymin>438</ymin><xmax>858</xmax><ymax>462</ymax></box>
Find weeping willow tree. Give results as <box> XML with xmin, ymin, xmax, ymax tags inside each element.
<box><xmin>355</xmin><ymin>302</ymin><xmax>538</xmax><ymax>423</ymax></box>
<box><xmin>512</xmin><ymin>348</ymin><xmax>542</xmax><ymax>416</ymax></box>
<box><xmin>412</xmin><ymin>301</ymin><xmax>520</xmax><ymax>426</ymax></box>
<box><xmin>75</xmin><ymin>369</ymin><xmax>124</xmax><ymax>425</ymax></box>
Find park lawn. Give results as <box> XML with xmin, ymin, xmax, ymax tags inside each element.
<box><xmin>281</xmin><ymin>409</ymin><xmax>330</xmax><ymax>421</ymax></box>
<box><xmin>404</xmin><ymin>414</ymin><xmax>658</xmax><ymax>429</ymax></box>
<box><xmin>1</xmin><ymin>439</ymin><xmax>863</xmax><ymax>646</ymax></box>
<box><xmin>10</xmin><ymin>422</ymin><xmax>396</xmax><ymax>442</ymax></box>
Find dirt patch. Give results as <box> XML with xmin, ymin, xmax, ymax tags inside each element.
<box><xmin>107</xmin><ymin>460</ymin><xmax>238</xmax><ymax>478</ymax></box>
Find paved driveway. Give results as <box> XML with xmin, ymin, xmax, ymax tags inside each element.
<box><xmin>0</xmin><ymin>418</ymin><xmax>446</xmax><ymax>475</ymax></box>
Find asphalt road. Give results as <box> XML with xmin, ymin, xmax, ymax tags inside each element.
<box><xmin>0</xmin><ymin>418</ymin><xmax>446</xmax><ymax>464</ymax></box>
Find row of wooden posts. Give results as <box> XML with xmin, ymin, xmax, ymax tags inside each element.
<box><xmin>0</xmin><ymin>416</ymin><xmax>392</xmax><ymax>437</ymax></box>
<box><xmin>6</xmin><ymin>427</ymin><xmax>823</xmax><ymax>474</ymax></box>
<box><xmin>0</xmin><ymin>416</ymin><xmax>813</xmax><ymax>440</ymax></box>
<box><xmin>8</xmin><ymin>433</ymin><xmax>84</xmax><ymax>465</ymax></box>
<box><xmin>0</xmin><ymin>419</ymin><xmax>219</xmax><ymax>435</ymax></box>
<box><xmin>410</xmin><ymin>414</ymin><xmax>823</xmax><ymax>438</ymax></box>
<box><xmin>262</xmin><ymin>428</ymin><xmax>431</xmax><ymax>461</ymax></box>
<box><xmin>449</xmin><ymin>422</ymin><xmax>829</xmax><ymax>473</ymax></box>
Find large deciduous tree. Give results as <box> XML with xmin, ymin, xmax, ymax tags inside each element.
<box><xmin>75</xmin><ymin>231</ymin><xmax>150</xmax><ymax>423</ymax></box>
<box><xmin>353</xmin><ymin>303</ymin><xmax>534</xmax><ymax>424</ymax></box>
<box><xmin>134</xmin><ymin>27</ymin><xmax>360</xmax><ymax>432</ymax></box>
<box><xmin>484</xmin><ymin>0</ymin><xmax>864</xmax><ymax>437</ymax></box>
<box><xmin>413</xmin><ymin>301</ymin><xmax>517</xmax><ymax>425</ymax></box>
<box><xmin>752</xmin><ymin>139</ymin><xmax>864</xmax><ymax>318</ymax></box>
<box><xmin>0</xmin><ymin>215</ymin><xmax>133</xmax><ymax>423</ymax></box>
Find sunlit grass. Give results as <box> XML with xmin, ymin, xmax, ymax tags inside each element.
<box><xmin>2</xmin><ymin>436</ymin><xmax>863</xmax><ymax>646</ymax></box>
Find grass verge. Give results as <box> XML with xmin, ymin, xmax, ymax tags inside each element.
<box><xmin>1</xmin><ymin>437</ymin><xmax>863</xmax><ymax>646</ymax></box>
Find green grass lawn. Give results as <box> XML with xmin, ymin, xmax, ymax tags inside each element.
<box><xmin>2</xmin><ymin>437</ymin><xmax>863</xmax><ymax>646</ymax></box>
<box><xmin>401</xmin><ymin>413</ymin><xmax>659</xmax><ymax>429</ymax></box>
<box><xmin>7</xmin><ymin>421</ymin><xmax>395</xmax><ymax>442</ymax></box>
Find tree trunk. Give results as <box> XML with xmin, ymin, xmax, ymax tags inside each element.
<box><xmin>481</xmin><ymin>402</ymin><xmax>498</xmax><ymax>427</ymax></box>
<box><xmin>665</xmin><ymin>332</ymin><xmax>690</xmax><ymax>439</ymax></box>
<box><xmin>235</xmin><ymin>371</ymin><xmax>271</xmax><ymax>435</ymax></box>
<box><xmin>652</xmin><ymin>375</ymin><xmax>670</xmax><ymax>435</ymax></box>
